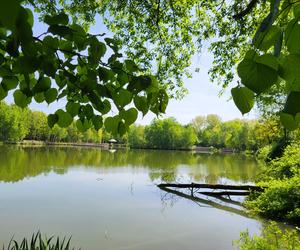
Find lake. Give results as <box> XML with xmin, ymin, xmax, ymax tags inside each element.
<box><xmin>0</xmin><ymin>146</ymin><xmax>265</xmax><ymax>249</ymax></box>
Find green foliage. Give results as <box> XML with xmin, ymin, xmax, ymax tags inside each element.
<box><xmin>144</xmin><ymin>118</ymin><xmax>196</xmax><ymax>149</ymax></box>
<box><xmin>0</xmin><ymin>102</ymin><xmax>31</xmax><ymax>142</ymax></box>
<box><xmin>246</xmin><ymin>177</ymin><xmax>300</xmax><ymax>224</ymax></box>
<box><xmin>190</xmin><ymin>114</ymin><xmax>284</xmax><ymax>151</ymax></box>
<box><xmin>3</xmin><ymin>231</ymin><xmax>77</xmax><ymax>250</ymax></box>
<box><xmin>235</xmin><ymin>222</ymin><xmax>300</xmax><ymax>250</ymax></box>
<box><xmin>231</xmin><ymin>1</ymin><xmax>300</xmax><ymax>131</ymax></box>
<box><xmin>246</xmin><ymin>144</ymin><xmax>300</xmax><ymax>225</ymax></box>
<box><xmin>259</xmin><ymin>144</ymin><xmax>300</xmax><ymax>180</ymax></box>
<box><xmin>0</xmin><ymin>102</ymin><xmax>104</xmax><ymax>143</ymax></box>
<box><xmin>128</xmin><ymin>125</ymin><xmax>146</xmax><ymax>148</ymax></box>
<box><xmin>0</xmin><ymin>1</ymin><xmax>167</xmax><ymax>135</ymax></box>
<box><xmin>1</xmin><ymin>0</ymin><xmax>299</xmax><ymax>132</ymax></box>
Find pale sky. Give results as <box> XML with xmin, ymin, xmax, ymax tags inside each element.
<box><xmin>5</xmin><ymin>12</ymin><xmax>257</xmax><ymax>125</ymax></box>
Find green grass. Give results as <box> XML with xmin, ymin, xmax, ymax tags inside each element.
<box><xmin>2</xmin><ymin>232</ymin><xmax>79</xmax><ymax>250</ymax></box>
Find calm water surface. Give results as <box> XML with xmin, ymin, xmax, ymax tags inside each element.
<box><xmin>0</xmin><ymin>146</ymin><xmax>266</xmax><ymax>249</ymax></box>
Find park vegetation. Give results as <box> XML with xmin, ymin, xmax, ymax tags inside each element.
<box><xmin>1</xmin><ymin>0</ymin><xmax>300</xmax><ymax>248</ymax></box>
<box><xmin>2</xmin><ymin>101</ymin><xmax>296</xmax><ymax>153</ymax></box>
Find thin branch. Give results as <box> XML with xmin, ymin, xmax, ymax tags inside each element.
<box><xmin>233</xmin><ymin>0</ymin><xmax>259</xmax><ymax>20</ymax></box>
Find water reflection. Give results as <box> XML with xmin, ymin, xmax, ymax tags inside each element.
<box><xmin>0</xmin><ymin>145</ymin><xmax>264</xmax><ymax>250</ymax></box>
<box><xmin>0</xmin><ymin>146</ymin><xmax>259</xmax><ymax>184</ymax></box>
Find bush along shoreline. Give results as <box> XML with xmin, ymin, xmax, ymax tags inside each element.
<box><xmin>245</xmin><ymin>143</ymin><xmax>300</xmax><ymax>226</ymax></box>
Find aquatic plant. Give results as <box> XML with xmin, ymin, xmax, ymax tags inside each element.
<box><xmin>2</xmin><ymin>232</ymin><xmax>78</xmax><ymax>250</ymax></box>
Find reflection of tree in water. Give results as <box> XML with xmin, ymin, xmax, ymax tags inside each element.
<box><xmin>0</xmin><ymin>146</ymin><xmax>260</xmax><ymax>184</ymax></box>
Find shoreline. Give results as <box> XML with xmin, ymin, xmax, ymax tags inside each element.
<box><xmin>0</xmin><ymin>140</ymin><xmax>248</xmax><ymax>155</ymax></box>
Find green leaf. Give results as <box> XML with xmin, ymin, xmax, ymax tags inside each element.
<box><xmin>285</xmin><ymin>18</ymin><xmax>300</xmax><ymax>55</ymax></box>
<box><xmin>66</xmin><ymin>102</ymin><xmax>80</xmax><ymax>117</ymax></box>
<box><xmin>44</xmin><ymin>13</ymin><xmax>69</xmax><ymax>26</ymax></box>
<box><xmin>13</xmin><ymin>90</ymin><xmax>31</xmax><ymax>108</ymax></box>
<box><xmin>113</xmin><ymin>88</ymin><xmax>132</xmax><ymax>107</ymax></box>
<box><xmin>101</xmin><ymin>99</ymin><xmax>111</xmax><ymax>114</ymax></box>
<box><xmin>92</xmin><ymin>116</ymin><xmax>103</xmax><ymax>130</ymax></box>
<box><xmin>0</xmin><ymin>85</ymin><xmax>8</xmax><ymax>100</ymax></box>
<box><xmin>33</xmin><ymin>76</ymin><xmax>51</xmax><ymax>93</ymax></box>
<box><xmin>16</xmin><ymin>8</ymin><xmax>33</xmax><ymax>45</ymax></box>
<box><xmin>104</xmin><ymin>116</ymin><xmax>120</xmax><ymax>135</ymax></box>
<box><xmin>119</xmin><ymin>108</ymin><xmax>138</xmax><ymax>126</ymax></box>
<box><xmin>280</xmin><ymin>112</ymin><xmax>300</xmax><ymax>131</ymax></box>
<box><xmin>34</xmin><ymin>92</ymin><xmax>45</xmax><ymax>103</ymax></box>
<box><xmin>41</xmin><ymin>59</ymin><xmax>57</xmax><ymax>77</ymax></box>
<box><xmin>157</xmin><ymin>89</ymin><xmax>169</xmax><ymax>113</ymax></box>
<box><xmin>1</xmin><ymin>76</ymin><xmax>18</xmax><ymax>90</ymax></box>
<box><xmin>0</xmin><ymin>66</ymin><xmax>13</xmax><ymax>77</ymax></box>
<box><xmin>14</xmin><ymin>56</ymin><xmax>39</xmax><ymax>74</ymax></box>
<box><xmin>294</xmin><ymin>4</ymin><xmax>300</xmax><ymax>17</ymax></box>
<box><xmin>98</xmin><ymin>67</ymin><xmax>115</xmax><ymax>82</ymax></box>
<box><xmin>25</xmin><ymin>8</ymin><xmax>34</xmax><ymax>27</ymax></box>
<box><xmin>127</xmin><ymin>76</ymin><xmax>152</xmax><ymax>93</ymax></box>
<box><xmin>88</xmin><ymin>37</ymin><xmax>106</xmax><ymax>65</ymax></box>
<box><xmin>118</xmin><ymin>121</ymin><xmax>127</xmax><ymax>136</ymax></box>
<box><xmin>231</xmin><ymin>86</ymin><xmax>255</xmax><ymax>114</ymax></box>
<box><xmin>47</xmin><ymin>114</ymin><xmax>58</xmax><ymax>128</ymax></box>
<box><xmin>104</xmin><ymin>37</ymin><xmax>119</xmax><ymax>53</ymax></box>
<box><xmin>134</xmin><ymin>96</ymin><xmax>149</xmax><ymax>116</ymax></box>
<box><xmin>125</xmin><ymin>59</ymin><xmax>139</xmax><ymax>73</ymax></box>
<box><xmin>55</xmin><ymin>109</ymin><xmax>73</xmax><ymax>128</ymax></box>
<box><xmin>48</xmin><ymin>25</ymin><xmax>73</xmax><ymax>37</ymax></box>
<box><xmin>55</xmin><ymin>72</ymin><xmax>67</xmax><ymax>89</ymax></box>
<box><xmin>43</xmin><ymin>36</ymin><xmax>59</xmax><ymax>50</ymax></box>
<box><xmin>76</xmin><ymin>119</ymin><xmax>91</xmax><ymax>132</ymax></box>
<box><xmin>117</xmin><ymin>72</ymin><xmax>129</xmax><ymax>85</ymax></box>
<box><xmin>237</xmin><ymin>50</ymin><xmax>278</xmax><ymax>94</ymax></box>
<box><xmin>254</xmin><ymin>25</ymin><xmax>282</xmax><ymax>51</ymax></box>
<box><xmin>70</xmin><ymin>24</ymin><xmax>86</xmax><ymax>50</ymax></box>
<box><xmin>44</xmin><ymin>88</ymin><xmax>58</xmax><ymax>104</ymax></box>
<box><xmin>82</xmin><ymin>104</ymin><xmax>94</xmax><ymax>119</ymax></box>
<box><xmin>283</xmin><ymin>91</ymin><xmax>300</xmax><ymax>116</ymax></box>
<box><xmin>279</xmin><ymin>54</ymin><xmax>300</xmax><ymax>91</ymax></box>
<box><xmin>255</xmin><ymin>54</ymin><xmax>278</xmax><ymax>71</ymax></box>
<box><xmin>0</xmin><ymin>0</ymin><xmax>20</xmax><ymax>30</ymax></box>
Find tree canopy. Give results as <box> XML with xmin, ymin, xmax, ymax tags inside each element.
<box><xmin>1</xmin><ymin>0</ymin><xmax>300</xmax><ymax>133</ymax></box>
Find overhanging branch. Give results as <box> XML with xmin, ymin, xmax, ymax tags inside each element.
<box><xmin>233</xmin><ymin>0</ymin><xmax>259</xmax><ymax>20</ymax></box>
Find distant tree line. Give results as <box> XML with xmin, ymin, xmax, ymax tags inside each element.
<box><xmin>128</xmin><ymin>115</ymin><xmax>297</xmax><ymax>151</ymax></box>
<box><xmin>0</xmin><ymin>102</ymin><xmax>104</xmax><ymax>143</ymax></box>
<box><xmin>1</xmin><ymin>101</ymin><xmax>296</xmax><ymax>151</ymax></box>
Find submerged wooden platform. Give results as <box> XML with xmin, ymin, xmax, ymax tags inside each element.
<box><xmin>158</xmin><ymin>182</ymin><xmax>265</xmax><ymax>218</ymax></box>
<box><xmin>157</xmin><ymin>182</ymin><xmax>264</xmax><ymax>196</ymax></box>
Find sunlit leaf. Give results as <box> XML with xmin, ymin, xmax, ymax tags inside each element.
<box><xmin>231</xmin><ymin>86</ymin><xmax>255</xmax><ymax>114</ymax></box>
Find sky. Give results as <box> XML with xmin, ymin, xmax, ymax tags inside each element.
<box><xmin>5</xmin><ymin>12</ymin><xmax>257</xmax><ymax>125</ymax></box>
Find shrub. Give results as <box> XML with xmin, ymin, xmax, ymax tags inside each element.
<box><xmin>246</xmin><ymin>143</ymin><xmax>300</xmax><ymax>225</ymax></box>
<box><xmin>246</xmin><ymin>177</ymin><xmax>300</xmax><ymax>225</ymax></box>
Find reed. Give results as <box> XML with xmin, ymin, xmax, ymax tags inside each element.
<box><xmin>2</xmin><ymin>232</ymin><xmax>78</xmax><ymax>250</ymax></box>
